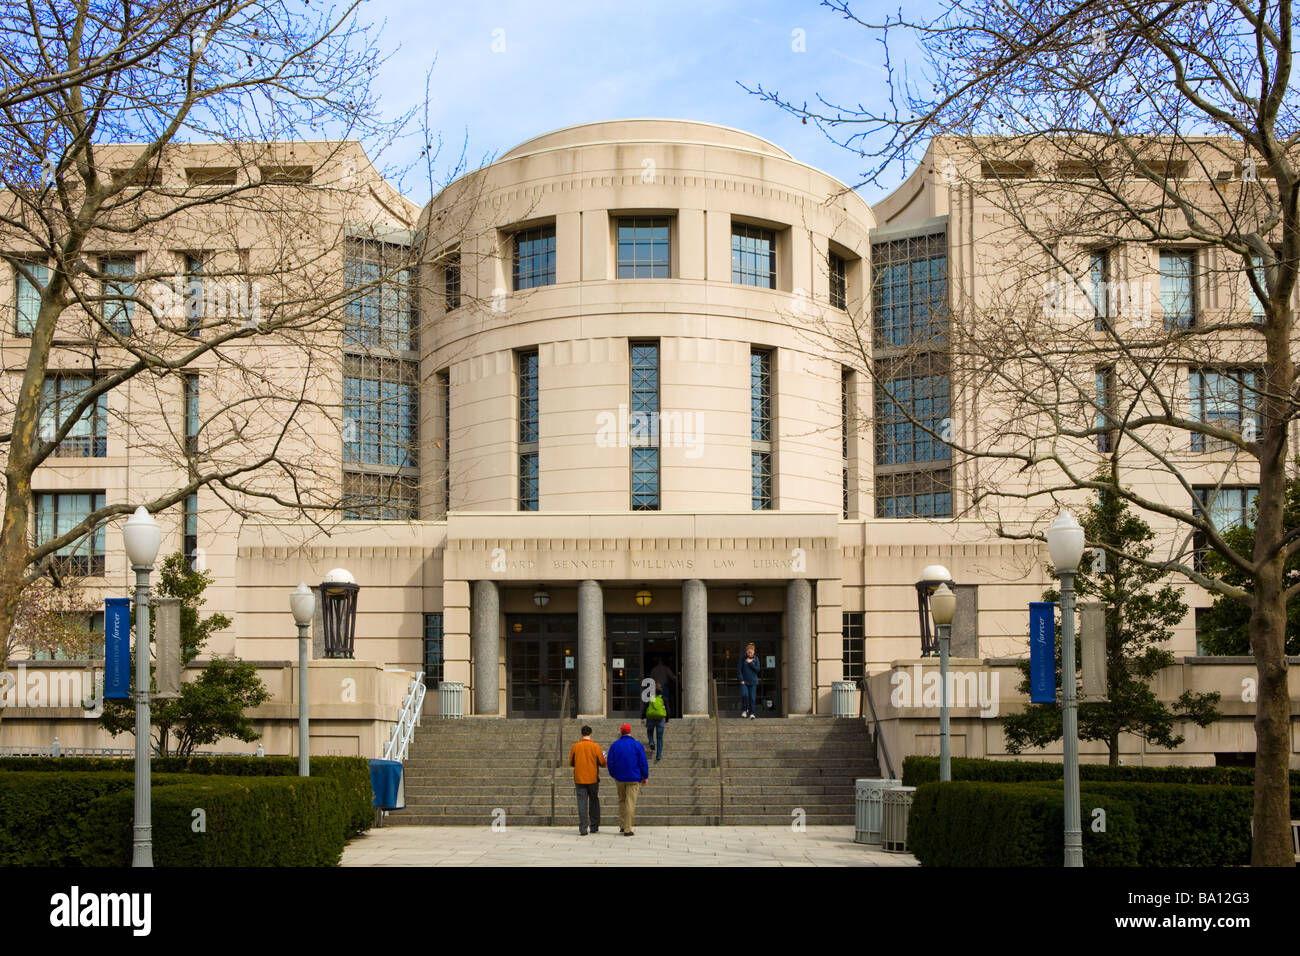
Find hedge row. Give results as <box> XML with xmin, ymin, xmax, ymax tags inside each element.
<box><xmin>907</xmin><ymin>781</ymin><xmax>1140</xmax><ymax>866</ymax></box>
<box><xmin>907</xmin><ymin>779</ymin><xmax>1270</xmax><ymax>866</ymax></box>
<box><xmin>0</xmin><ymin>772</ymin><xmax>139</xmax><ymax>866</ymax></box>
<box><xmin>902</xmin><ymin>755</ymin><xmax>1300</xmax><ymax>790</ymax></box>
<box><xmin>80</xmin><ymin>776</ymin><xmax>348</xmax><ymax>866</ymax></box>
<box><xmin>0</xmin><ymin>755</ymin><xmax>373</xmax><ymax>836</ymax></box>
<box><xmin>1073</xmin><ymin>781</ymin><xmax>1254</xmax><ymax>866</ymax></box>
<box><xmin>0</xmin><ymin>771</ymin><xmax>349</xmax><ymax>866</ymax></box>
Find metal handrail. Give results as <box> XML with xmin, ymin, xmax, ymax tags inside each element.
<box><xmin>860</xmin><ymin>677</ymin><xmax>895</xmax><ymax>779</ymax></box>
<box><xmin>711</xmin><ymin>677</ymin><xmax>725</xmax><ymax>825</ymax></box>
<box><xmin>382</xmin><ymin>671</ymin><xmax>427</xmax><ymax>763</ymax></box>
<box><xmin>550</xmin><ymin>679</ymin><xmax>571</xmax><ymax>827</ymax></box>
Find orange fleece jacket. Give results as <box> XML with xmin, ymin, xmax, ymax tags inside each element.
<box><xmin>569</xmin><ymin>738</ymin><xmax>607</xmax><ymax>785</ymax></box>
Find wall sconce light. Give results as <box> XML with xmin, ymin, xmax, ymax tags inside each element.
<box><xmin>736</xmin><ymin>585</ymin><xmax>755</xmax><ymax>607</ymax></box>
<box><xmin>533</xmin><ymin>586</ymin><xmax>550</xmax><ymax>608</ymax></box>
<box><xmin>634</xmin><ymin>587</ymin><xmax>653</xmax><ymax>608</ymax></box>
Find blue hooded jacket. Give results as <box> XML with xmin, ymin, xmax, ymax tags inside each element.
<box><xmin>739</xmin><ymin>654</ymin><xmax>761</xmax><ymax>687</ymax></box>
<box><xmin>607</xmin><ymin>734</ymin><xmax>649</xmax><ymax>783</ymax></box>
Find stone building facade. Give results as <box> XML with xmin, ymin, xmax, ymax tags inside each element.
<box><xmin>3</xmin><ymin>120</ymin><xmax>1295</xmax><ymax>766</ymax></box>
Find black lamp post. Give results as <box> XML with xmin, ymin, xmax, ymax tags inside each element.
<box><xmin>915</xmin><ymin>564</ymin><xmax>956</xmax><ymax>657</ymax></box>
<box><xmin>320</xmin><ymin>567</ymin><xmax>359</xmax><ymax>659</ymax></box>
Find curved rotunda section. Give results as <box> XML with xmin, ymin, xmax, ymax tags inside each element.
<box><xmin>418</xmin><ymin>119</ymin><xmax>875</xmax><ymax>517</ymax></box>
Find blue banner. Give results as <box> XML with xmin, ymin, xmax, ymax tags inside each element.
<box><xmin>1029</xmin><ymin>601</ymin><xmax>1056</xmax><ymax>704</ymax></box>
<box><xmin>104</xmin><ymin>597</ymin><xmax>131</xmax><ymax>699</ymax></box>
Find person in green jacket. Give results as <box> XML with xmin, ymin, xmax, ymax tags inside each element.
<box><xmin>642</xmin><ymin>685</ymin><xmax>669</xmax><ymax>762</ymax></box>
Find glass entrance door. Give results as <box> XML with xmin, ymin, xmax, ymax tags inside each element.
<box><xmin>607</xmin><ymin>613</ymin><xmax>680</xmax><ymax>718</ymax></box>
<box><xmin>709</xmin><ymin>612</ymin><xmax>781</xmax><ymax>717</ymax></box>
<box><xmin>506</xmin><ymin>614</ymin><xmax>577</xmax><ymax>717</ymax></box>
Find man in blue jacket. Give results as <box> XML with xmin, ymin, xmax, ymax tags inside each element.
<box><xmin>607</xmin><ymin>723</ymin><xmax>649</xmax><ymax>836</ymax></box>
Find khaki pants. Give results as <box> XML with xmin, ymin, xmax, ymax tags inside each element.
<box><xmin>616</xmin><ymin>781</ymin><xmax>641</xmax><ymax>831</ymax></box>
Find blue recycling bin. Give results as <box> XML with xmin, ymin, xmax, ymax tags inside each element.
<box><xmin>368</xmin><ymin>758</ymin><xmax>404</xmax><ymax>810</ymax></box>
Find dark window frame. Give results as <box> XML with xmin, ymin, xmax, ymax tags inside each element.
<box><xmin>1159</xmin><ymin>248</ymin><xmax>1197</xmax><ymax>329</ymax></box>
<box><xmin>14</xmin><ymin>260</ymin><xmax>47</xmax><ymax>337</ymax></box>
<box><xmin>732</xmin><ymin>224</ymin><xmax>777</xmax><ymax>289</ymax></box>
<box><xmin>424</xmin><ymin>613</ymin><xmax>444</xmax><ymax>684</ymax></box>
<box><xmin>513</xmin><ymin>225</ymin><xmax>557</xmax><ymax>292</ymax></box>
<box><xmin>616</xmin><ymin>218</ymin><xmax>671</xmax><ymax>279</ymax></box>
<box><xmin>33</xmin><ymin>491</ymin><xmax>107</xmax><ymax>577</ymax></box>
<box><xmin>1189</xmin><ymin>367</ymin><xmax>1261</xmax><ymax>452</ymax></box>
<box><xmin>630</xmin><ymin>341</ymin><xmax>661</xmax><ymax>511</ymax></box>
<box><xmin>518</xmin><ymin>349</ymin><xmax>539</xmax><ymax>510</ymax></box>
<box><xmin>751</xmin><ymin>348</ymin><xmax>774</xmax><ymax>510</ymax></box>
<box><xmin>100</xmin><ymin>255</ymin><xmax>136</xmax><ymax>335</ymax></box>
<box><xmin>444</xmin><ymin>251</ymin><xmax>461</xmax><ymax>312</ymax></box>
<box><xmin>39</xmin><ymin>375</ymin><xmax>108</xmax><ymax>459</ymax></box>
<box><xmin>842</xmin><ymin>612</ymin><xmax>865</xmax><ymax>687</ymax></box>
<box><xmin>829</xmin><ymin>251</ymin><xmax>848</xmax><ymax>310</ymax></box>
<box><xmin>343</xmin><ymin>238</ymin><xmax>418</xmax><ymax>353</ymax></box>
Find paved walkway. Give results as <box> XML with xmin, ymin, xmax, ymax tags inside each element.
<box><xmin>342</xmin><ymin>825</ymin><xmax>919</xmax><ymax>867</ymax></box>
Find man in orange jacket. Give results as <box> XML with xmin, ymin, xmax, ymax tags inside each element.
<box><xmin>568</xmin><ymin>725</ymin><xmax>607</xmax><ymax>836</ymax></box>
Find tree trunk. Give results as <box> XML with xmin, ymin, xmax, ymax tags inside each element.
<box><xmin>1249</xmin><ymin>561</ymin><xmax>1293</xmax><ymax>866</ymax></box>
<box><xmin>1108</xmin><ymin>733</ymin><xmax>1119</xmax><ymax>767</ymax></box>
<box><xmin>1250</xmin><ymin>334</ymin><xmax>1295</xmax><ymax>865</ymax></box>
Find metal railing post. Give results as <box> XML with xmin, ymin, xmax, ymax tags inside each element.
<box><xmin>711</xmin><ymin>678</ymin><xmax>724</xmax><ymax>825</ymax></box>
<box><xmin>550</xmin><ymin>679</ymin><xmax>569</xmax><ymax>828</ymax></box>
<box><xmin>861</xmin><ymin>675</ymin><xmax>895</xmax><ymax>779</ymax></box>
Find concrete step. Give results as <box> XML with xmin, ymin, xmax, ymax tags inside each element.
<box><xmin>396</xmin><ymin>714</ymin><xmax>877</xmax><ymax>826</ymax></box>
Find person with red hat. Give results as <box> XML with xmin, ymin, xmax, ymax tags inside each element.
<box><xmin>605</xmin><ymin>723</ymin><xmax>649</xmax><ymax>836</ymax></box>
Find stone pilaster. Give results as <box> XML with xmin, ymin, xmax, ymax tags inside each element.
<box><xmin>814</xmin><ymin>578</ymin><xmax>844</xmax><ymax>715</ymax></box>
<box><xmin>577</xmin><ymin>579</ymin><xmax>604</xmax><ymax>716</ymax></box>
<box><xmin>787</xmin><ymin>578</ymin><xmax>812</xmax><ymax>715</ymax></box>
<box><xmin>471</xmin><ymin>580</ymin><xmax>500</xmax><ymax>715</ymax></box>
<box><xmin>682</xmin><ymin>579</ymin><xmax>708</xmax><ymax>716</ymax></box>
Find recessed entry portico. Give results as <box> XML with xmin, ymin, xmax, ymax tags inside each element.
<box><xmin>441</xmin><ymin>512</ymin><xmax>841</xmax><ymax>719</ymax></box>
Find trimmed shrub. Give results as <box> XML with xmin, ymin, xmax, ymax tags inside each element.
<box><xmin>903</xmin><ymin>756</ymin><xmax>1060</xmax><ymax>785</ymax></box>
<box><xmin>0</xmin><ymin>772</ymin><xmax>136</xmax><ymax>866</ymax></box>
<box><xmin>0</xmin><ymin>755</ymin><xmax>372</xmax><ymax>835</ymax></box>
<box><xmin>150</xmin><ymin>756</ymin><xmax>373</xmax><ymax>836</ymax></box>
<box><xmin>80</xmin><ymin>775</ymin><xmax>348</xmax><ymax>866</ymax></box>
<box><xmin>906</xmin><ymin>777</ymin><xmax>1287</xmax><ymax>866</ymax></box>
<box><xmin>907</xmin><ymin>780</ymin><xmax>1140</xmax><ymax>866</ymax></box>
<box><xmin>1074</xmin><ymin>781</ymin><xmax>1255</xmax><ymax>866</ymax></box>
<box><xmin>903</xmin><ymin>755</ymin><xmax>1297</xmax><ymax>790</ymax></box>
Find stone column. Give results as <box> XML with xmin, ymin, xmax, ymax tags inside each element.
<box><xmin>787</xmin><ymin>578</ymin><xmax>813</xmax><ymax>715</ymax></box>
<box><xmin>577</xmin><ymin>580</ymin><xmax>604</xmax><ymax>716</ymax></box>
<box><xmin>471</xmin><ymin>580</ymin><xmax>500</xmax><ymax>715</ymax></box>
<box><xmin>682</xmin><ymin>579</ymin><xmax>708</xmax><ymax>716</ymax></box>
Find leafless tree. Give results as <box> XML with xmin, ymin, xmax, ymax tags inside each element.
<box><xmin>0</xmin><ymin>0</ymin><xmax>423</xmax><ymax>710</ymax></box>
<box><xmin>751</xmin><ymin>0</ymin><xmax>1299</xmax><ymax>865</ymax></box>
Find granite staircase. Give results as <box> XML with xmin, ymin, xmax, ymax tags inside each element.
<box><xmin>390</xmin><ymin>716</ymin><xmax>879</xmax><ymax>827</ymax></box>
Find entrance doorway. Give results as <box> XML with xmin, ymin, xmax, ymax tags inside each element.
<box><xmin>709</xmin><ymin>613</ymin><xmax>781</xmax><ymax>717</ymax></box>
<box><xmin>506</xmin><ymin>614</ymin><xmax>578</xmax><ymax>717</ymax></box>
<box><xmin>606</xmin><ymin>614</ymin><xmax>680</xmax><ymax>718</ymax></box>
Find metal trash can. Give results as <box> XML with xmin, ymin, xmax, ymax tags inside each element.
<box><xmin>854</xmin><ymin>777</ymin><xmax>902</xmax><ymax>845</ymax></box>
<box><xmin>881</xmin><ymin>786</ymin><xmax>916</xmax><ymax>853</ymax></box>
<box><xmin>832</xmin><ymin>681</ymin><xmax>857</xmax><ymax>717</ymax></box>
<box><xmin>439</xmin><ymin>681</ymin><xmax>464</xmax><ymax>719</ymax></box>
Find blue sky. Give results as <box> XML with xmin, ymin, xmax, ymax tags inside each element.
<box><xmin>360</xmin><ymin>0</ymin><xmax>928</xmax><ymax>205</ymax></box>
